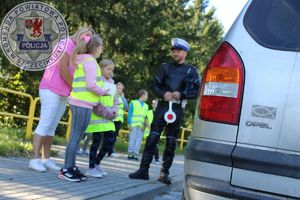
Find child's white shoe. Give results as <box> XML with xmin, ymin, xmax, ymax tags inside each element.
<box><xmin>86</xmin><ymin>168</ymin><xmax>103</xmax><ymax>178</ymax></box>
<box><xmin>95</xmin><ymin>165</ymin><xmax>107</xmax><ymax>176</ymax></box>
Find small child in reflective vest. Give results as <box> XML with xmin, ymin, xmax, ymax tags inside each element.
<box><xmin>127</xmin><ymin>90</ymin><xmax>149</xmax><ymax>160</ymax></box>
<box><xmin>85</xmin><ymin>59</ymin><xmax>119</xmax><ymax>178</ymax></box>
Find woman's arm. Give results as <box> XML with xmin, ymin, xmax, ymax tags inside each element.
<box><xmin>59</xmin><ymin>53</ymin><xmax>72</xmax><ymax>87</ymax></box>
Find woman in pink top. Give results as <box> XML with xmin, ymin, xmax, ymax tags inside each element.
<box><xmin>29</xmin><ymin>27</ymin><xmax>95</xmax><ymax>172</ymax></box>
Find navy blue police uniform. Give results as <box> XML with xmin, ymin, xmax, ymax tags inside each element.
<box><xmin>129</xmin><ymin>38</ymin><xmax>200</xmax><ymax>184</ymax></box>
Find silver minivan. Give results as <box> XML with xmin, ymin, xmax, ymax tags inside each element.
<box><xmin>184</xmin><ymin>0</ymin><xmax>300</xmax><ymax>199</ymax></box>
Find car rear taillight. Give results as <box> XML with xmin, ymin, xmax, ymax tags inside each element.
<box><xmin>198</xmin><ymin>42</ymin><xmax>244</xmax><ymax>125</ymax></box>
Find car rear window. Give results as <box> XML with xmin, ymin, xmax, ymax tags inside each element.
<box><xmin>244</xmin><ymin>0</ymin><xmax>300</xmax><ymax>52</ymax></box>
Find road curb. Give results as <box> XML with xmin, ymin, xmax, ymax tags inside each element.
<box><xmin>91</xmin><ymin>177</ymin><xmax>182</xmax><ymax>200</ymax></box>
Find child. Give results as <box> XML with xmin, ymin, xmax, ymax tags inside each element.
<box><xmin>127</xmin><ymin>90</ymin><xmax>149</xmax><ymax>160</ymax></box>
<box><xmin>85</xmin><ymin>59</ymin><xmax>119</xmax><ymax>178</ymax></box>
<box><xmin>58</xmin><ymin>34</ymin><xmax>108</xmax><ymax>182</ymax></box>
<box><xmin>108</xmin><ymin>82</ymin><xmax>128</xmax><ymax>158</ymax></box>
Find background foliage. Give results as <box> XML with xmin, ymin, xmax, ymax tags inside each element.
<box><xmin>0</xmin><ymin>0</ymin><xmax>223</xmax><ymax>134</ymax></box>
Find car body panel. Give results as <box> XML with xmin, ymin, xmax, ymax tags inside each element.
<box><xmin>184</xmin><ymin>0</ymin><xmax>300</xmax><ymax>199</ymax></box>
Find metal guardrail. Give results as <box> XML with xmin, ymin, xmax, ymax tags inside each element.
<box><xmin>0</xmin><ymin>87</ymin><xmax>191</xmax><ymax>150</ymax></box>
<box><xmin>0</xmin><ymin>87</ymin><xmax>71</xmax><ymax>139</ymax></box>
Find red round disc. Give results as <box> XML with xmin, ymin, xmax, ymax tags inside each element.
<box><xmin>167</xmin><ymin>114</ymin><xmax>173</xmax><ymax>120</ymax></box>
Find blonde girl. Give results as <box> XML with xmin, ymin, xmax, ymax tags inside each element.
<box><xmin>58</xmin><ymin>35</ymin><xmax>108</xmax><ymax>182</ymax></box>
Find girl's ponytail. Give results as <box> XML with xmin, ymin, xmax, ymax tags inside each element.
<box><xmin>70</xmin><ymin>35</ymin><xmax>90</xmax><ymax>66</ymax></box>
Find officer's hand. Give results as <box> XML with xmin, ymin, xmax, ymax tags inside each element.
<box><xmin>172</xmin><ymin>91</ymin><xmax>181</xmax><ymax>100</ymax></box>
<box><xmin>163</xmin><ymin>92</ymin><xmax>173</xmax><ymax>101</ymax></box>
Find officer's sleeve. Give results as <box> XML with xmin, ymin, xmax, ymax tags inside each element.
<box><xmin>152</xmin><ymin>65</ymin><xmax>166</xmax><ymax>98</ymax></box>
<box><xmin>182</xmin><ymin>67</ymin><xmax>201</xmax><ymax>100</ymax></box>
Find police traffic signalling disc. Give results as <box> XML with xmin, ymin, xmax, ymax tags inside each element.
<box><xmin>164</xmin><ymin>101</ymin><xmax>176</xmax><ymax>123</ymax></box>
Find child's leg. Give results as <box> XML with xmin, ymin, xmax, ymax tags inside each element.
<box><xmin>96</xmin><ymin>131</ymin><xmax>114</xmax><ymax>164</ymax></box>
<box><xmin>155</xmin><ymin>145</ymin><xmax>159</xmax><ymax>160</ymax></box>
<box><xmin>128</xmin><ymin>127</ymin><xmax>137</xmax><ymax>154</ymax></box>
<box><xmin>133</xmin><ymin>127</ymin><xmax>144</xmax><ymax>155</ymax></box>
<box><xmin>64</xmin><ymin>105</ymin><xmax>91</xmax><ymax>169</ymax></box>
<box><xmin>89</xmin><ymin>133</ymin><xmax>102</xmax><ymax>168</ymax></box>
<box><xmin>76</xmin><ymin>133</ymin><xmax>86</xmax><ymax>153</ymax></box>
<box><xmin>108</xmin><ymin>121</ymin><xmax>122</xmax><ymax>155</ymax></box>
<box><xmin>82</xmin><ymin>133</ymin><xmax>92</xmax><ymax>152</ymax></box>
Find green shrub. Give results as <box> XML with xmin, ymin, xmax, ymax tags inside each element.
<box><xmin>0</xmin><ymin>128</ymin><xmax>32</xmax><ymax>156</ymax></box>
<box><xmin>0</xmin><ymin>127</ymin><xmax>59</xmax><ymax>157</ymax></box>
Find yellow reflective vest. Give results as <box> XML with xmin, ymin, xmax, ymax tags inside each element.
<box><xmin>130</xmin><ymin>100</ymin><xmax>148</xmax><ymax>128</ymax></box>
<box><xmin>70</xmin><ymin>57</ymin><xmax>103</xmax><ymax>103</ymax></box>
<box><xmin>114</xmin><ymin>95</ymin><xmax>124</xmax><ymax>123</ymax></box>
<box><xmin>85</xmin><ymin>94</ymin><xmax>116</xmax><ymax>133</ymax></box>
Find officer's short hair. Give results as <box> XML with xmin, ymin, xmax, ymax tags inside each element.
<box><xmin>138</xmin><ymin>89</ymin><xmax>148</xmax><ymax>97</ymax></box>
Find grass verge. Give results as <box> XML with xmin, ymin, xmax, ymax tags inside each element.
<box><xmin>0</xmin><ymin>128</ymin><xmax>186</xmax><ymax>157</ymax></box>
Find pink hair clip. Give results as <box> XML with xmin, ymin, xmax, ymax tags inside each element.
<box><xmin>80</xmin><ymin>34</ymin><xmax>91</xmax><ymax>44</ymax></box>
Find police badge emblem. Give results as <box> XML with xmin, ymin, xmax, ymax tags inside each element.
<box><xmin>0</xmin><ymin>1</ymin><xmax>68</xmax><ymax>71</ymax></box>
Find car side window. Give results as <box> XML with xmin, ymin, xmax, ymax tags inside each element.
<box><xmin>243</xmin><ymin>0</ymin><xmax>300</xmax><ymax>52</ymax></box>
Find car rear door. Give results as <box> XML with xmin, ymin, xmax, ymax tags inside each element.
<box><xmin>229</xmin><ymin>0</ymin><xmax>300</xmax><ymax>198</ymax></box>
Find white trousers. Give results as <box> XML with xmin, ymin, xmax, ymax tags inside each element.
<box><xmin>34</xmin><ymin>89</ymin><xmax>67</xmax><ymax>136</ymax></box>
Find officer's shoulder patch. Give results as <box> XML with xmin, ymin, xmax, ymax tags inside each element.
<box><xmin>161</xmin><ymin>62</ymin><xmax>171</xmax><ymax>67</ymax></box>
<box><xmin>161</xmin><ymin>62</ymin><xmax>172</xmax><ymax>69</ymax></box>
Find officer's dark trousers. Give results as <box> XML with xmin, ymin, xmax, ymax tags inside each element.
<box><xmin>140</xmin><ymin>101</ymin><xmax>183</xmax><ymax>174</ymax></box>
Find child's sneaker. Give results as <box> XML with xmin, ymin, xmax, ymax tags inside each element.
<box><xmin>128</xmin><ymin>152</ymin><xmax>134</xmax><ymax>160</ymax></box>
<box><xmin>133</xmin><ymin>154</ymin><xmax>139</xmax><ymax>161</ymax></box>
<box><xmin>95</xmin><ymin>165</ymin><xmax>108</xmax><ymax>176</ymax></box>
<box><xmin>58</xmin><ymin>168</ymin><xmax>81</xmax><ymax>182</ymax></box>
<box><xmin>82</xmin><ymin>150</ymin><xmax>89</xmax><ymax>156</ymax></box>
<box><xmin>86</xmin><ymin>168</ymin><xmax>103</xmax><ymax>178</ymax></box>
<box><xmin>110</xmin><ymin>153</ymin><xmax>119</xmax><ymax>158</ymax></box>
<box><xmin>73</xmin><ymin>166</ymin><xmax>88</xmax><ymax>181</ymax></box>
<box><xmin>29</xmin><ymin>159</ymin><xmax>46</xmax><ymax>172</ymax></box>
<box><xmin>76</xmin><ymin>150</ymin><xmax>83</xmax><ymax>155</ymax></box>
<box><xmin>155</xmin><ymin>159</ymin><xmax>160</xmax><ymax>165</ymax></box>
<box><xmin>43</xmin><ymin>159</ymin><xmax>60</xmax><ymax>171</ymax></box>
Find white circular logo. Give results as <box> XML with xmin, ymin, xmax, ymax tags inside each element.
<box><xmin>0</xmin><ymin>1</ymin><xmax>68</xmax><ymax>71</ymax></box>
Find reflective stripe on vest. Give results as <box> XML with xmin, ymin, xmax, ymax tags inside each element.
<box><xmin>114</xmin><ymin>96</ymin><xmax>124</xmax><ymax>122</ymax></box>
<box><xmin>70</xmin><ymin>57</ymin><xmax>103</xmax><ymax>103</ymax></box>
<box><xmin>85</xmin><ymin>95</ymin><xmax>116</xmax><ymax>133</ymax></box>
<box><xmin>130</xmin><ymin>100</ymin><xmax>148</xmax><ymax>127</ymax></box>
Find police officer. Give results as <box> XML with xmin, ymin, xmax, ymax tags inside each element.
<box><xmin>129</xmin><ymin>38</ymin><xmax>200</xmax><ymax>184</ymax></box>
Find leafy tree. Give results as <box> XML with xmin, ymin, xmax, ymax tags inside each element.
<box><xmin>0</xmin><ymin>0</ymin><xmax>223</xmax><ymax>130</ymax></box>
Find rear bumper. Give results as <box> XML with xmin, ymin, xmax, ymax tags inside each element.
<box><xmin>184</xmin><ymin>175</ymin><xmax>297</xmax><ymax>200</ymax></box>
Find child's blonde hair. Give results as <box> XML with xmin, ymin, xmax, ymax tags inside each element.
<box><xmin>100</xmin><ymin>59</ymin><xmax>115</xmax><ymax>68</ymax></box>
<box><xmin>71</xmin><ymin>26</ymin><xmax>95</xmax><ymax>44</ymax></box>
<box><xmin>71</xmin><ymin>34</ymin><xmax>103</xmax><ymax>66</ymax></box>
<box><xmin>116</xmin><ymin>82</ymin><xmax>124</xmax><ymax>88</ymax></box>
